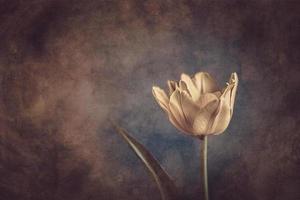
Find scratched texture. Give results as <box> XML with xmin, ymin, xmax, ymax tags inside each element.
<box><xmin>0</xmin><ymin>0</ymin><xmax>299</xmax><ymax>200</ymax></box>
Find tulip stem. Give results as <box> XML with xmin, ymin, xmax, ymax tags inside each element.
<box><xmin>200</xmin><ymin>136</ymin><xmax>209</xmax><ymax>200</ymax></box>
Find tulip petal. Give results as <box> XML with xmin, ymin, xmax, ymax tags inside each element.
<box><xmin>153</xmin><ymin>86</ymin><xmax>191</xmax><ymax>134</ymax></box>
<box><xmin>167</xmin><ymin>110</ymin><xmax>191</xmax><ymax>134</ymax></box>
<box><xmin>180</xmin><ymin>90</ymin><xmax>200</xmax><ymax>127</ymax></box>
<box><xmin>152</xmin><ymin>86</ymin><xmax>170</xmax><ymax>113</ymax></box>
<box><xmin>193</xmin><ymin>99</ymin><xmax>219</xmax><ymax>135</ymax></box>
<box><xmin>178</xmin><ymin>80</ymin><xmax>188</xmax><ymax>91</ymax></box>
<box><xmin>196</xmin><ymin>93</ymin><xmax>219</xmax><ymax>109</ymax></box>
<box><xmin>228</xmin><ymin>72</ymin><xmax>238</xmax><ymax>115</ymax></box>
<box><xmin>178</xmin><ymin>80</ymin><xmax>193</xmax><ymax>97</ymax></box>
<box><xmin>209</xmin><ymin>84</ymin><xmax>233</xmax><ymax>134</ymax></box>
<box><xmin>169</xmin><ymin>89</ymin><xmax>191</xmax><ymax>133</ymax></box>
<box><xmin>193</xmin><ymin>72</ymin><xmax>219</xmax><ymax>94</ymax></box>
<box><xmin>180</xmin><ymin>73</ymin><xmax>200</xmax><ymax>101</ymax></box>
<box><xmin>167</xmin><ymin>80</ymin><xmax>177</xmax><ymax>96</ymax></box>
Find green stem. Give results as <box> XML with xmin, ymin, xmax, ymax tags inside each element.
<box><xmin>200</xmin><ymin>136</ymin><xmax>209</xmax><ymax>200</ymax></box>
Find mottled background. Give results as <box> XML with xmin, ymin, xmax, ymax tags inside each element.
<box><xmin>0</xmin><ymin>0</ymin><xmax>299</xmax><ymax>199</ymax></box>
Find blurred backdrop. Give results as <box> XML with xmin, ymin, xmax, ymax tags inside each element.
<box><xmin>0</xmin><ymin>0</ymin><xmax>299</xmax><ymax>199</ymax></box>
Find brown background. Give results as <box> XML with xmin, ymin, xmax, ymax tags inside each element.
<box><xmin>0</xmin><ymin>0</ymin><xmax>299</xmax><ymax>199</ymax></box>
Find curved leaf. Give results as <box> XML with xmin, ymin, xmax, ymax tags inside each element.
<box><xmin>111</xmin><ymin>122</ymin><xmax>180</xmax><ymax>200</ymax></box>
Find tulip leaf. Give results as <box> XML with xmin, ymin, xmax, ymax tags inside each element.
<box><xmin>111</xmin><ymin>122</ymin><xmax>180</xmax><ymax>200</ymax></box>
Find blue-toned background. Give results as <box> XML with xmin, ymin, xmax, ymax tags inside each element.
<box><xmin>0</xmin><ymin>0</ymin><xmax>299</xmax><ymax>199</ymax></box>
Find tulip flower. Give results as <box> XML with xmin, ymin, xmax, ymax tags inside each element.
<box><xmin>152</xmin><ymin>72</ymin><xmax>238</xmax><ymax>200</ymax></box>
<box><xmin>152</xmin><ymin>72</ymin><xmax>238</xmax><ymax>136</ymax></box>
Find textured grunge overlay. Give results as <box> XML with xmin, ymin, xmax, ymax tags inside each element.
<box><xmin>0</xmin><ymin>0</ymin><xmax>299</xmax><ymax>200</ymax></box>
